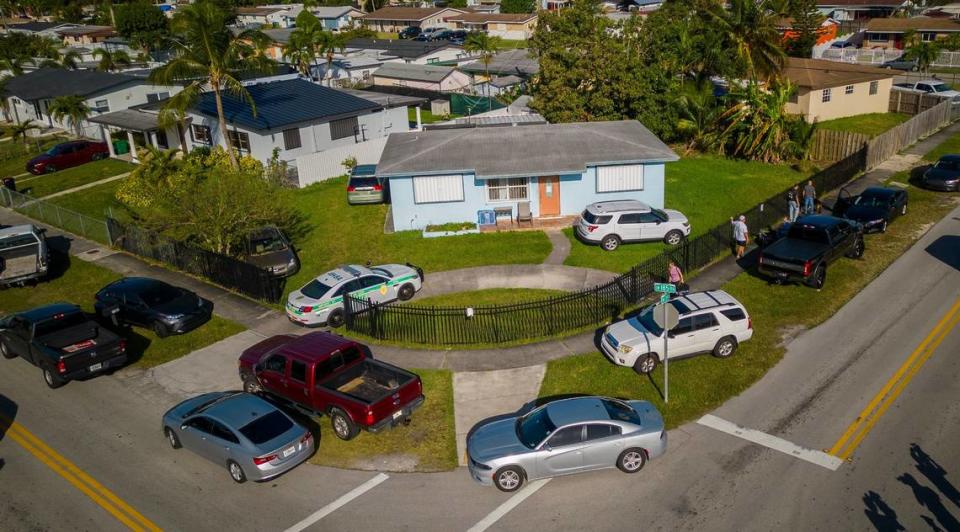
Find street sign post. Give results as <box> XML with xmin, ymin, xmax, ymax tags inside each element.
<box><xmin>652</xmin><ymin>302</ymin><xmax>680</xmax><ymax>403</ymax></box>
<box><xmin>660</xmin><ymin>293</ymin><xmax>670</xmax><ymax>304</ymax></box>
<box><xmin>653</xmin><ymin>282</ymin><xmax>677</xmax><ymax>294</ymax></box>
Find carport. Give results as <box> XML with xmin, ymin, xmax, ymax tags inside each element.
<box><xmin>88</xmin><ymin>109</ymin><xmax>183</xmax><ymax>163</ymax></box>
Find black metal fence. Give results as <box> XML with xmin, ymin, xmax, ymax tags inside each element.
<box><xmin>344</xmin><ymin>147</ymin><xmax>869</xmax><ymax>345</ymax></box>
<box><xmin>106</xmin><ymin>218</ymin><xmax>285</xmax><ymax>303</ymax></box>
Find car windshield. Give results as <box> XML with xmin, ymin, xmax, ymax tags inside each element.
<box><xmin>301</xmin><ymin>279</ymin><xmax>333</xmax><ymax>299</ymax></box>
<box><xmin>349</xmin><ymin>177</ymin><xmax>379</xmax><ymax>188</ymax></box>
<box><xmin>249</xmin><ymin>230</ymin><xmax>287</xmax><ymax>255</ymax></box>
<box><xmin>852</xmin><ymin>194</ymin><xmax>889</xmax><ymax>207</ymax></box>
<box><xmin>936</xmin><ymin>159</ymin><xmax>960</xmax><ymax>171</ymax></box>
<box><xmin>932</xmin><ymin>83</ymin><xmax>952</xmax><ymax>93</ymax></box>
<box><xmin>370</xmin><ymin>267</ymin><xmax>393</xmax><ymax>278</ymax></box>
<box><xmin>140</xmin><ymin>284</ymin><xmax>182</xmax><ymax>306</ymax></box>
<box><xmin>516</xmin><ymin>407</ymin><xmax>557</xmax><ymax>449</ymax></box>
<box><xmin>786</xmin><ymin>224</ymin><xmax>829</xmax><ymax>243</ymax></box>
<box><xmin>629</xmin><ymin>307</ymin><xmax>664</xmax><ymax>337</ymax></box>
<box><xmin>45</xmin><ymin>145</ymin><xmax>64</xmax><ymax>155</ymax></box>
<box><xmin>239</xmin><ymin>410</ymin><xmax>294</xmax><ymax>445</ymax></box>
<box><xmin>34</xmin><ymin>312</ymin><xmax>88</xmax><ymax>337</ymax></box>
<box><xmin>602</xmin><ymin>399</ymin><xmax>642</xmax><ymax>425</ymax></box>
<box><xmin>652</xmin><ymin>208</ymin><xmax>669</xmax><ymax>221</ymax></box>
<box><xmin>185</xmin><ymin>395</ymin><xmax>227</xmax><ymax>417</ymax></box>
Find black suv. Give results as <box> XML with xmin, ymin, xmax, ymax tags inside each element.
<box><xmin>94</xmin><ymin>277</ymin><xmax>213</xmax><ymax>337</ymax></box>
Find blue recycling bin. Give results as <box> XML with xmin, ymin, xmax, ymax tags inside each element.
<box><xmin>477</xmin><ymin>209</ymin><xmax>496</xmax><ymax>226</ymax></box>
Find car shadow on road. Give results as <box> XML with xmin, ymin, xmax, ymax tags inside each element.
<box><xmin>0</xmin><ymin>394</ymin><xmax>18</xmax><ymax>472</ymax></box>
<box><xmin>924</xmin><ymin>235</ymin><xmax>960</xmax><ymax>271</ymax></box>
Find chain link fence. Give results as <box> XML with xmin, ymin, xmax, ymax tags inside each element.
<box><xmin>0</xmin><ymin>187</ymin><xmax>110</xmax><ymax>244</ymax></box>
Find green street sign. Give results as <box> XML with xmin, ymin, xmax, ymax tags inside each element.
<box><xmin>660</xmin><ymin>293</ymin><xmax>670</xmax><ymax>304</ymax></box>
<box><xmin>654</xmin><ymin>282</ymin><xmax>677</xmax><ymax>294</ymax></box>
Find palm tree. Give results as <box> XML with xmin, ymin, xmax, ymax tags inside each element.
<box><xmin>93</xmin><ymin>49</ymin><xmax>132</xmax><ymax>72</ymax></box>
<box><xmin>149</xmin><ymin>0</ymin><xmax>275</xmax><ymax>169</ymax></box>
<box><xmin>719</xmin><ymin>81</ymin><xmax>807</xmax><ymax>163</ymax></box>
<box><xmin>59</xmin><ymin>48</ymin><xmax>81</xmax><ymax>70</ymax></box>
<box><xmin>285</xmin><ymin>10</ymin><xmax>324</xmax><ymax>79</ymax></box>
<box><xmin>0</xmin><ymin>53</ymin><xmax>27</xmax><ymax>76</ymax></box>
<box><xmin>904</xmin><ymin>41</ymin><xmax>941</xmax><ymax>75</ymax></box>
<box><xmin>464</xmin><ymin>33</ymin><xmax>502</xmax><ymax>84</ymax></box>
<box><xmin>676</xmin><ymin>80</ymin><xmax>725</xmax><ymax>154</ymax></box>
<box><xmin>47</xmin><ymin>95</ymin><xmax>92</xmax><ymax>138</ymax></box>
<box><xmin>8</xmin><ymin>121</ymin><xmax>39</xmax><ymax>148</ymax></box>
<box><xmin>317</xmin><ymin>31</ymin><xmax>349</xmax><ymax>86</ymax></box>
<box><xmin>707</xmin><ymin>0</ymin><xmax>786</xmax><ymax>81</ymax></box>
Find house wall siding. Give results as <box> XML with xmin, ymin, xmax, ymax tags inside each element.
<box><xmin>788</xmin><ymin>78</ymin><xmax>892</xmax><ymax>122</ymax></box>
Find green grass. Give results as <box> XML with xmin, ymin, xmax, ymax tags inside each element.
<box><xmin>22</xmin><ymin>159</ymin><xmax>133</xmax><ymax>198</ymax></box>
<box><xmin>0</xmin><ymin>258</ymin><xmax>245</xmax><ymax>368</ymax></box>
<box><xmin>540</xmin><ymin>172</ymin><xmax>959</xmax><ymax>429</ymax></box>
<box><xmin>817</xmin><ymin>113</ymin><xmax>910</xmax><ymax>138</ymax></box>
<box><xmin>408</xmin><ymin>107</ymin><xmax>463</xmax><ymax>124</ymax></box>
<box><xmin>411</xmin><ymin>288</ymin><xmax>567</xmax><ymax>307</ymax></box>
<box><xmin>497</xmin><ymin>39</ymin><xmax>529</xmax><ymax>50</ymax></box>
<box><xmin>281</xmin><ymin>177</ymin><xmax>552</xmax><ymax>301</ymax></box>
<box><xmin>375</xmin><ymin>31</ymin><xmax>399</xmax><ymax>39</ymax></box>
<box><xmin>924</xmin><ymin>129</ymin><xmax>960</xmax><ymax>162</ymax></box>
<box><xmin>563</xmin><ymin>155</ymin><xmax>810</xmax><ymax>272</ymax></box>
<box><xmin>0</xmin><ymin>136</ymin><xmax>68</xmax><ymax>177</ymax></box>
<box><xmin>308</xmin><ymin>369</ymin><xmax>457</xmax><ymax>472</ymax></box>
<box><xmin>45</xmin><ymin>179</ymin><xmax>130</xmax><ymax>220</ymax></box>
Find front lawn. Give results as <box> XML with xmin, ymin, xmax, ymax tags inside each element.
<box><xmin>924</xmin><ymin>129</ymin><xmax>960</xmax><ymax>162</ymax></box>
<box><xmin>281</xmin><ymin>177</ymin><xmax>552</xmax><ymax>300</ymax></box>
<box><xmin>817</xmin><ymin>112</ymin><xmax>910</xmax><ymax>138</ymax></box>
<box><xmin>408</xmin><ymin>107</ymin><xmax>463</xmax><ymax>124</ymax></box>
<box><xmin>411</xmin><ymin>288</ymin><xmax>567</xmax><ymax>307</ymax></box>
<box><xmin>497</xmin><ymin>39</ymin><xmax>529</xmax><ymax>50</ymax></box>
<box><xmin>540</xmin><ymin>172</ymin><xmax>958</xmax><ymax>429</ymax></box>
<box><xmin>45</xmin><ymin>179</ymin><xmax>129</xmax><ymax>220</ymax></box>
<box><xmin>563</xmin><ymin>156</ymin><xmax>809</xmax><ymax>272</ymax></box>
<box><xmin>0</xmin><ymin>136</ymin><xmax>68</xmax><ymax>177</ymax></box>
<box><xmin>22</xmin><ymin>159</ymin><xmax>134</xmax><ymax>198</ymax></box>
<box><xmin>0</xmin><ymin>257</ymin><xmax>245</xmax><ymax>368</ymax></box>
<box><xmin>308</xmin><ymin>369</ymin><xmax>457</xmax><ymax>472</ymax></box>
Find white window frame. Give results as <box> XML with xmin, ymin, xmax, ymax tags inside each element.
<box><xmin>845</xmin><ymin>85</ymin><xmax>854</xmax><ymax>95</ymax></box>
<box><xmin>822</xmin><ymin>88</ymin><xmax>831</xmax><ymax>103</ymax></box>
<box><xmin>191</xmin><ymin>124</ymin><xmax>211</xmax><ymax>145</ymax></box>
<box><xmin>869</xmin><ymin>80</ymin><xmax>879</xmax><ymax>95</ymax></box>
<box><xmin>227</xmin><ymin>130</ymin><xmax>251</xmax><ymax>154</ymax></box>
<box><xmin>922</xmin><ymin>31</ymin><xmax>936</xmax><ymax>42</ymax></box>
<box><xmin>486</xmin><ymin>177</ymin><xmax>529</xmax><ymax>202</ymax></box>
<box><xmin>413</xmin><ymin>174</ymin><xmax>464</xmax><ymax>204</ymax></box>
<box><xmin>93</xmin><ymin>99</ymin><xmax>110</xmax><ymax>112</ymax></box>
<box><xmin>596</xmin><ymin>164</ymin><xmax>644</xmax><ymax>193</ymax></box>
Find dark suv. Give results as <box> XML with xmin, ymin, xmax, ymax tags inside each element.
<box><xmin>26</xmin><ymin>141</ymin><xmax>109</xmax><ymax>174</ymax></box>
<box><xmin>94</xmin><ymin>277</ymin><xmax>214</xmax><ymax>337</ymax></box>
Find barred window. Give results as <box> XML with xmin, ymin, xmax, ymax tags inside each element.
<box><xmin>227</xmin><ymin>130</ymin><xmax>250</xmax><ymax>154</ymax></box>
<box><xmin>822</xmin><ymin>88</ymin><xmax>831</xmax><ymax>103</ymax></box>
<box><xmin>845</xmin><ymin>85</ymin><xmax>854</xmax><ymax>95</ymax></box>
<box><xmin>330</xmin><ymin>116</ymin><xmax>359</xmax><ymax>140</ymax></box>
<box><xmin>486</xmin><ymin>178</ymin><xmax>528</xmax><ymax>201</ymax></box>
<box><xmin>283</xmin><ymin>128</ymin><xmax>301</xmax><ymax>150</ymax></box>
<box><xmin>191</xmin><ymin>124</ymin><xmax>211</xmax><ymax>144</ymax></box>
<box><xmin>870</xmin><ymin>81</ymin><xmax>879</xmax><ymax>95</ymax></box>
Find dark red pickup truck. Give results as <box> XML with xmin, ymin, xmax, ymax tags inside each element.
<box><xmin>238</xmin><ymin>332</ymin><xmax>424</xmax><ymax>441</ymax></box>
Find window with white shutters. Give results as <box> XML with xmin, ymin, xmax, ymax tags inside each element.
<box><xmin>413</xmin><ymin>175</ymin><xmax>464</xmax><ymax>204</ymax></box>
<box><xmin>596</xmin><ymin>164</ymin><xmax>644</xmax><ymax>193</ymax></box>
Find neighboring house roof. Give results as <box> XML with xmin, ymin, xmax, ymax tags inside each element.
<box><xmin>3</xmin><ymin>68</ymin><xmax>139</xmax><ymax>101</ymax></box>
<box><xmin>337</xmin><ymin>88</ymin><xmax>428</xmax><ymax>108</ymax></box>
<box><xmin>439</xmin><ymin>113</ymin><xmax>547</xmax><ymax>128</ymax></box>
<box><xmin>783</xmin><ymin>58</ymin><xmax>894</xmax><ymax>90</ymax></box>
<box><xmin>460</xmin><ymin>48</ymin><xmax>539</xmax><ymax>76</ymax></box>
<box><xmin>331</xmin><ymin>55</ymin><xmax>384</xmax><ymax>69</ymax></box>
<box><xmin>865</xmin><ymin>16</ymin><xmax>960</xmax><ymax>33</ymax></box>
<box><xmin>347</xmin><ymin>38</ymin><xmax>462</xmax><ymax>59</ymax></box>
<box><xmin>192</xmin><ymin>79</ymin><xmax>382</xmax><ymax>131</ymax></box>
<box><xmin>310</xmin><ymin>6</ymin><xmax>363</xmax><ymax>19</ymax></box>
<box><xmin>87</xmin><ymin>109</ymin><xmax>161</xmax><ymax>132</ymax></box>
<box><xmin>236</xmin><ymin>6</ymin><xmax>284</xmax><ymax>15</ymax></box>
<box><xmin>58</xmin><ymin>25</ymin><xmax>116</xmax><ymax>38</ymax></box>
<box><xmin>447</xmin><ymin>13</ymin><xmax>537</xmax><ymax>23</ymax></box>
<box><xmin>359</xmin><ymin>6</ymin><xmax>464</xmax><ymax>21</ymax></box>
<box><xmin>7</xmin><ymin>21</ymin><xmax>74</xmax><ymax>33</ymax></box>
<box><xmin>816</xmin><ymin>0</ymin><xmax>903</xmax><ymax>6</ymax></box>
<box><xmin>373</xmin><ymin>62</ymin><xmax>458</xmax><ymax>83</ymax></box>
<box><xmin>488</xmin><ymin>75</ymin><xmax>523</xmax><ymax>88</ymax></box>
<box><xmin>263</xmin><ymin>28</ymin><xmax>295</xmax><ymax>45</ymax></box>
<box><xmin>376</xmin><ymin>120</ymin><xmax>679</xmax><ymax>178</ymax></box>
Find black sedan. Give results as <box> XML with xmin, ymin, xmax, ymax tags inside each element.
<box><xmin>921</xmin><ymin>155</ymin><xmax>960</xmax><ymax>192</ymax></box>
<box><xmin>833</xmin><ymin>186</ymin><xmax>908</xmax><ymax>233</ymax></box>
<box><xmin>94</xmin><ymin>277</ymin><xmax>213</xmax><ymax>337</ymax></box>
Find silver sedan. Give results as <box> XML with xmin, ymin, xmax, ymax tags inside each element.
<box><xmin>466</xmin><ymin>396</ymin><xmax>667</xmax><ymax>491</ymax></box>
<box><xmin>162</xmin><ymin>392</ymin><xmax>314</xmax><ymax>483</ymax></box>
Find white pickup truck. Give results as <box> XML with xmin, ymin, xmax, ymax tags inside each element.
<box><xmin>893</xmin><ymin>80</ymin><xmax>960</xmax><ymax>102</ymax></box>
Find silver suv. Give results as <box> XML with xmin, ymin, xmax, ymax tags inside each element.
<box><xmin>576</xmin><ymin>200</ymin><xmax>690</xmax><ymax>251</ymax></box>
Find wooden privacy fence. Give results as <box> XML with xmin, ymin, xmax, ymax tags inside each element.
<box><xmin>889</xmin><ymin>90</ymin><xmax>949</xmax><ymax>116</ymax></box>
<box><xmin>866</xmin><ymin>99</ymin><xmax>953</xmax><ymax>170</ymax></box>
<box><xmin>809</xmin><ymin>129</ymin><xmax>869</xmax><ymax>161</ymax></box>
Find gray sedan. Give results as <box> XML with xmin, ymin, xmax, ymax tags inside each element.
<box><xmin>162</xmin><ymin>392</ymin><xmax>314</xmax><ymax>483</ymax></box>
<box><xmin>466</xmin><ymin>396</ymin><xmax>667</xmax><ymax>492</ymax></box>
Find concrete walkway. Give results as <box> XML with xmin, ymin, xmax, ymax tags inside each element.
<box><xmin>544</xmin><ymin>229</ymin><xmax>572</xmax><ymax>265</ymax></box>
<box><xmin>416</xmin><ymin>263</ymin><xmax>614</xmax><ymax>298</ymax></box>
<box><xmin>40</xmin><ymin>171</ymin><xmax>131</xmax><ymax>199</ymax></box>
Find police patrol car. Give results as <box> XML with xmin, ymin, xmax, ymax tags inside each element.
<box><xmin>285</xmin><ymin>263</ymin><xmax>424</xmax><ymax>327</ymax></box>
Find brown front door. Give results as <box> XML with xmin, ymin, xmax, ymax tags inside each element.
<box><xmin>539</xmin><ymin>176</ymin><xmax>560</xmax><ymax>216</ymax></box>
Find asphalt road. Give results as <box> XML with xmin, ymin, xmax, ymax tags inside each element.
<box><xmin>1</xmin><ymin>204</ymin><xmax>958</xmax><ymax>532</ymax></box>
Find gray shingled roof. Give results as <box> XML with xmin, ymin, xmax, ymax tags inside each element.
<box><xmin>347</xmin><ymin>38</ymin><xmax>460</xmax><ymax>60</ymax></box>
<box><xmin>377</xmin><ymin>120</ymin><xmax>679</xmax><ymax>178</ymax></box>
<box><xmin>3</xmin><ymin>68</ymin><xmax>140</xmax><ymax>101</ymax></box>
<box><xmin>373</xmin><ymin>63</ymin><xmax>455</xmax><ymax>83</ymax></box>
<box><xmin>460</xmin><ymin>49</ymin><xmax>539</xmax><ymax>77</ymax></box>
<box><xmin>87</xmin><ymin>109</ymin><xmax>161</xmax><ymax>132</ymax></box>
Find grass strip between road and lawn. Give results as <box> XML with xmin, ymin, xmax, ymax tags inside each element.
<box><xmin>540</xmin><ymin>172</ymin><xmax>959</xmax><ymax>430</ymax></box>
<box><xmin>816</xmin><ymin>112</ymin><xmax>911</xmax><ymax>138</ymax></box>
<box><xmin>308</xmin><ymin>368</ymin><xmax>457</xmax><ymax>472</ymax></box>
<box><xmin>0</xmin><ymin>257</ymin><xmax>246</xmax><ymax>368</ymax></box>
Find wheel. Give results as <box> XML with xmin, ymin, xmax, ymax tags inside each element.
<box><xmin>883</xmin><ymin>65</ymin><xmax>892</xmax><ymax>69</ymax></box>
<box><xmin>165</xmin><ymin>427</ymin><xmax>181</xmax><ymax>449</ymax></box>
<box><xmin>847</xmin><ymin>237</ymin><xmax>865</xmax><ymax>258</ymax></box>
<box><xmin>330</xmin><ymin>408</ymin><xmax>358</xmax><ymax>440</ymax></box>
<box><xmin>242</xmin><ymin>378</ymin><xmax>262</xmax><ymax>394</ymax></box>
<box><xmin>601</xmin><ymin>234</ymin><xmax>620</xmax><ymax>251</ymax></box>
<box><xmin>616</xmin><ymin>448</ymin><xmax>647</xmax><ymax>473</ymax></box>
<box><xmin>45</xmin><ymin>165</ymin><xmax>57</xmax><ymax>173</ymax></box>
<box><xmin>633</xmin><ymin>353</ymin><xmax>658</xmax><ymax>375</ymax></box>
<box><xmin>397</xmin><ymin>283</ymin><xmax>416</xmax><ymax>301</ymax></box>
<box><xmin>807</xmin><ymin>265</ymin><xmax>826</xmax><ymax>290</ymax></box>
<box><xmin>92</xmin><ymin>152</ymin><xmax>106</xmax><ymax>161</ymax></box>
<box><xmin>493</xmin><ymin>466</ymin><xmax>525</xmax><ymax>492</ymax></box>
<box><xmin>152</xmin><ymin>321</ymin><xmax>169</xmax><ymax>338</ymax></box>
<box><xmin>879</xmin><ymin>220</ymin><xmax>888</xmax><ymax>234</ymax></box>
<box><xmin>42</xmin><ymin>367</ymin><xmax>64</xmax><ymax>389</ymax></box>
<box><xmin>664</xmin><ymin>230</ymin><xmax>684</xmax><ymax>246</ymax></box>
<box><xmin>0</xmin><ymin>341</ymin><xmax>15</xmax><ymax>359</ymax></box>
<box><xmin>227</xmin><ymin>460</ymin><xmax>246</xmax><ymax>483</ymax></box>
<box><xmin>326</xmin><ymin>309</ymin><xmax>345</xmax><ymax>328</ymax></box>
<box><xmin>712</xmin><ymin>336</ymin><xmax>737</xmax><ymax>358</ymax></box>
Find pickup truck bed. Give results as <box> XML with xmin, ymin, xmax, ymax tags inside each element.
<box><xmin>1</xmin><ymin>255</ymin><xmax>39</xmax><ymax>281</ymax></box>
<box><xmin>325</xmin><ymin>361</ymin><xmax>416</xmax><ymax>404</ymax></box>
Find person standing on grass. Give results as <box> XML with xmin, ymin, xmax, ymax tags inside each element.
<box><xmin>730</xmin><ymin>215</ymin><xmax>749</xmax><ymax>259</ymax></box>
<box><xmin>803</xmin><ymin>180</ymin><xmax>817</xmax><ymax>215</ymax></box>
<box><xmin>787</xmin><ymin>185</ymin><xmax>800</xmax><ymax>222</ymax></box>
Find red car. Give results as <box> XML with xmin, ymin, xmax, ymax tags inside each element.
<box><xmin>26</xmin><ymin>140</ymin><xmax>109</xmax><ymax>175</ymax></box>
<box><xmin>238</xmin><ymin>332</ymin><xmax>424</xmax><ymax>441</ymax></box>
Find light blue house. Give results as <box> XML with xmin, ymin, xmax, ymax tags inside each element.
<box><xmin>376</xmin><ymin>120</ymin><xmax>679</xmax><ymax>232</ymax></box>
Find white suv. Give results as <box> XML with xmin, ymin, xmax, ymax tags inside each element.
<box><xmin>576</xmin><ymin>200</ymin><xmax>691</xmax><ymax>251</ymax></box>
<box><xmin>601</xmin><ymin>290</ymin><xmax>753</xmax><ymax>374</ymax></box>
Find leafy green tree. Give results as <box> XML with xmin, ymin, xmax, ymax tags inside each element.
<box><xmin>784</xmin><ymin>0</ymin><xmax>821</xmax><ymax>58</ymax></box>
<box><xmin>150</xmin><ymin>0</ymin><xmax>275</xmax><ymax>169</ymax></box>
<box><xmin>8</xmin><ymin>120</ymin><xmax>40</xmax><ymax>148</ymax></box>
<box><xmin>500</xmin><ymin>0</ymin><xmax>535</xmax><ymax>13</ymax></box>
<box><xmin>719</xmin><ymin>81</ymin><xmax>810</xmax><ymax>162</ymax></box>
<box><xmin>903</xmin><ymin>41</ymin><xmax>941</xmax><ymax>75</ymax></box>
<box><xmin>707</xmin><ymin>0</ymin><xmax>786</xmax><ymax>81</ymax></box>
<box><xmin>47</xmin><ymin>95</ymin><xmax>92</xmax><ymax>138</ymax></box>
<box><xmin>464</xmin><ymin>32</ymin><xmax>502</xmax><ymax>82</ymax></box>
<box><xmin>115</xmin><ymin>1</ymin><xmax>170</xmax><ymax>57</ymax></box>
<box><xmin>285</xmin><ymin>10</ymin><xmax>324</xmax><ymax>78</ymax></box>
<box><xmin>676</xmin><ymin>80</ymin><xmax>725</xmax><ymax>154</ymax></box>
<box><xmin>93</xmin><ymin>48</ymin><xmax>133</xmax><ymax>72</ymax></box>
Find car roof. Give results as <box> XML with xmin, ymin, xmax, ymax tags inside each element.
<box><xmin>585</xmin><ymin>200</ymin><xmax>651</xmax><ymax>214</ymax></box>
<box><xmin>0</xmin><ymin>224</ymin><xmax>39</xmax><ymax>239</ymax></box>
<box><xmin>351</xmin><ymin>164</ymin><xmax>377</xmax><ymax>177</ymax></box>
<box><xmin>108</xmin><ymin>277</ymin><xmax>170</xmax><ymax>293</ymax></box>
<box><xmin>545</xmin><ymin>396</ymin><xmax>610</xmax><ymax>426</ymax></box>
<box><xmin>274</xmin><ymin>331</ymin><xmax>358</xmax><ymax>363</ymax></box>
<box><xmin>18</xmin><ymin>303</ymin><xmax>82</xmax><ymax>321</ymax></box>
<box><xmin>793</xmin><ymin>214</ymin><xmax>845</xmax><ymax>228</ymax></box>
<box><xmin>315</xmin><ymin>265</ymin><xmax>375</xmax><ymax>288</ymax></box>
<box><xmin>939</xmin><ymin>154</ymin><xmax>960</xmax><ymax>162</ymax></box>
<box><xmin>669</xmin><ymin>290</ymin><xmax>742</xmax><ymax>315</ymax></box>
<box><xmin>861</xmin><ymin>187</ymin><xmax>897</xmax><ymax>197</ymax></box>
<box><xmin>200</xmin><ymin>392</ymin><xmax>281</xmax><ymax>429</ymax></box>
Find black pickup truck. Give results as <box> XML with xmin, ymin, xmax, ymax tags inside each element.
<box><xmin>0</xmin><ymin>303</ymin><xmax>127</xmax><ymax>388</ymax></box>
<box><xmin>757</xmin><ymin>215</ymin><xmax>864</xmax><ymax>289</ymax></box>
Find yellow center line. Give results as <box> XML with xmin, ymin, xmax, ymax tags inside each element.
<box><xmin>829</xmin><ymin>297</ymin><xmax>960</xmax><ymax>460</ymax></box>
<box><xmin>0</xmin><ymin>416</ymin><xmax>162</xmax><ymax>532</ymax></box>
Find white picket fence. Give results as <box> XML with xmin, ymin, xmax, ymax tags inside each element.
<box><xmin>816</xmin><ymin>47</ymin><xmax>960</xmax><ymax>67</ymax></box>
<box><xmin>294</xmin><ymin>137</ymin><xmax>388</xmax><ymax>187</ymax></box>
